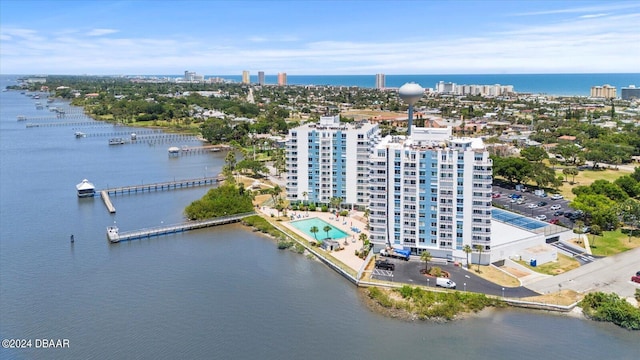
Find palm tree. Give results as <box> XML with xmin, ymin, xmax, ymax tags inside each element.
<box><xmin>363</xmin><ymin>208</ymin><xmax>370</xmax><ymax>230</ymax></box>
<box><xmin>323</xmin><ymin>225</ymin><xmax>332</xmax><ymax>239</ymax></box>
<box><xmin>359</xmin><ymin>233</ymin><xmax>368</xmax><ymax>249</ymax></box>
<box><xmin>310</xmin><ymin>226</ymin><xmax>319</xmax><ymax>240</ymax></box>
<box><xmin>420</xmin><ymin>251</ymin><xmax>432</xmax><ymax>274</ymax></box>
<box><xmin>302</xmin><ymin>191</ymin><xmax>308</xmax><ymax>215</ymax></box>
<box><xmin>474</xmin><ymin>244</ymin><xmax>483</xmax><ymax>272</ymax></box>
<box><xmin>462</xmin><ymin>244</ymin><xmax>472</xmax><ymax>269</ymax></box>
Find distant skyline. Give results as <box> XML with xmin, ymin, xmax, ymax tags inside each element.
<box><xmin>1</xmin><ymin>0</ymin><xmax>639</xmax><ymax>75</ymax></box>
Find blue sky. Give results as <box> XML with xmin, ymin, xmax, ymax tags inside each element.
<box><xmin>1</xmin><ymin>0</ymin><xmax>638</xmax><ymax>75</ymax></box>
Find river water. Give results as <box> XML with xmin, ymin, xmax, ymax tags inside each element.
<box><xmin>0</xmin><ymin>76</ymin><xmax>637</xmax><ymax>359</ymax></box>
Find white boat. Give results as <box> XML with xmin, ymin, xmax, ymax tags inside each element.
<box><xmin>109</xmin><ymin>137</ymin><xmax>125</xmax><ymax>145</ymax></box>
<box><xmin>107</xmin><ymin>226</ymin><xmax>120</xmax><ymax>243</ymax></box>
<box><xmin>76</xmin><ymin>179</ymin><xmax>95</xmax><ymax>197</ymax></box>
<box><xmin>168</xmin><ymin>146</ymin><xmax>180</xmax><ymax>155</ymax></box>
<box><xmin>75</xmin><ymin>131</ymin><xmax>86</xmax><ymax>138</ymax></box>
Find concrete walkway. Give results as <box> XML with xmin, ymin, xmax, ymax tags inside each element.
<box><xmin>503</xmin><ymin>258</ymin><xmax>552</xmax><ymax>287</ymax></box>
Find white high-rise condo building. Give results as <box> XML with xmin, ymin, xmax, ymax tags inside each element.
<box><xmin>375</xmin><ymin>73</ymin><xmax>385</xmax><ymax>89</ymax></box>
<box><xmin>368</xmin><ymin>127</ymin><xmax>492</xmax><ymax>263</ymax></box>
<box><xmin>286</xmin><ymin>115</ymin><xmax>381</xmax><ymax>209</ymax></box>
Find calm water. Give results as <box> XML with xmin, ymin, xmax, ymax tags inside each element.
<box><xmin>211</xmin><ymin>73</ymin><xmax>640</xmax><ymax>96</ymax></box>
<box><xmin>0</xmin><ymin>75</ymin><xmax>637</xmax><ymax>359</ymax></box>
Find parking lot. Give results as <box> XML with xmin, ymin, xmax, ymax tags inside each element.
<box><xmin>491</xmin><ymin>183</ymin><xmax>576</xmax><ymax>228</ymax></box>
<box><xmin>370</xmin><ymin>257</ymin><xmax>538</xmax><ymax>298</ymax></box>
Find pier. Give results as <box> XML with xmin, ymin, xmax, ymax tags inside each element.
<box><xmin>99</xmin><ymin>176</ymin><xmax>223</xmax><ymax>196</ymax></box>
<box><xmin>27</xmin><ymin>121</ymin><xmax>98</xmax><ymax>128</ymax></box>
<box><xmin>101</xmin><ymin>190</ymin><xmax>116</xmax><ymax>213</ymax></box>
<box><xmin>173</xmin><ymin>145</ymin><xmax>231</xmax><ymax>155</ymax></box>
<box><xmin>108</xmin><ymin>212</ymin><xmax>255</xmax><ymax>242</ymax></box>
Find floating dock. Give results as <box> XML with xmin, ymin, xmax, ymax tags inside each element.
<box><xmin>101</xmin><ymin>190</ymin><xmax>116</xmax><ymax>213</ymax></box>
<box><xmin>107</xmin><ymin>212</ymin><xmax>255</xmax><ymax>243</ymax></box>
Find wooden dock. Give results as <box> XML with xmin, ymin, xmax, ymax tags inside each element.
<box><xmin>101</xmin><ymin>190</ymin><xmax>116</xmax><ymax>213</ymax></box>
<box><xmin>109</xmin><ymin>212</ymin><xmax>255</xmax><ymax>242</ymax></box>
<box><xmin>99</xmin><ymin>176</ymin><xmax>223</xmax><ymax>196</ymax></box>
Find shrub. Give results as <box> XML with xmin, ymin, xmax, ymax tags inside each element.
<box><xmin>580</xmin><ymin>292</ymin><xmax>640</xmax><ymax>330</ymax></box>
<box><xmin>321</xmin><ymin>205</ymin><xmax>328</xmax><ymax>212</ymax></box>
<box><xmin>277</xmin><ymin>240</ymin><xmax>294</xmax><ymax>249</ymax></box>
<box><xmin>339</xmin><ymin>210</ymin><xmax>349</xmax><ymax>217</ymax></box>
<box><xmin>309</xmin><ymin>204</ymin><xmax>316</xmax><ymax>211</ymax></box>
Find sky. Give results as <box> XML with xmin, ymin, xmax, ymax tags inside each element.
<box><xmin>1</xmin><ymin>0</ymin><xmax>639</xmax><ymax>75</ymax></box>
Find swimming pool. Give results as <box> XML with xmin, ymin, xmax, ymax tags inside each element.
<box><xmin>290</xmin><ymin>217</ymin><xmax>349</xmax><ymax>241</ymax></box>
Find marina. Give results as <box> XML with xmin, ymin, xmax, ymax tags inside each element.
<box><xmin>106</xmin><ymin>212</ymin><xmax>255</xmax><ymax>242</ymax></box>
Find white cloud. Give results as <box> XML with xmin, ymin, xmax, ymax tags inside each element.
<box><xmin>513</xmin><ymin>2</ymin><xmax>640</xmax><ymax>16</ymax></box>
<box><xmin>1</xmin><ymin>10</ymin><xmax>638</xmax><ymax>75</ymax></box>
<box><xmin>86</xmin><ymin>28</ymin><xmax>119</xmax><ymax>36</ymax></box>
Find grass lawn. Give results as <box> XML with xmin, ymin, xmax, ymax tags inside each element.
<box><xmin>588</xmin><ymin>229</ymin><xmax>640</xmax><ymax>256</ymax></box>
<box><xmin>555</xmin><ymin>167</ymin><xmax>632</xmax><ymax>200</ymax></box>
<box><xmin>517</xmin><ymin>253</ymin><xmax>580</xmax><ymax>275</ymax></box>
<box><xmin>522</xmin><ymin>289</ymin><xmax>583</xmax><ymax>306</ymax></box>
<box><xmin>471</xmin><ymin>265</ymin><xmax>521</xmax><ymax>288</ymax></box>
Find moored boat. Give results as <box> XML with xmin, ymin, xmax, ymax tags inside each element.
<box><xmin>76</xmin><ymin>179</ymin><xmax>95</xmax><ymax>197</ymax></box>
<box><xmin>109</xmin><ymin>137</ymin><xmax>125</xmax><ymax>145</ymax></box>
<box><xmin>75</xmin><ymin>131</ymin><xmax>86</xmax><ymax>138</ymax></box>
<box><xmin>107</xmin><ymin>225</ymin><xmax>120</xmax><ymax>243</ymax></box>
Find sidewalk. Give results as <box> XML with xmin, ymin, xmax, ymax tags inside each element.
<box><xmin>503</xmin><ymin>258</ymin><xmax>552</xmax><ymax>287</ymax></box>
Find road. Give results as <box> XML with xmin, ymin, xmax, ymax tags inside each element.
<box><xmin>526</xmin><ymin>247</ymin><xmax>640</xmax><ymax>298</ymax></box>
<box><xmin>372</xmin><ymin>257</ymin><xmax>538</xmax><ymax>298</ymax></box>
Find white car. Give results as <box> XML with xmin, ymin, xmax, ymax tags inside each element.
<box><xmin>527</xmin><ymin>203</ymin><xmax>538</xmax><ymax>209</ymax></box>
<box><xmin>550</xmin><ymin>194</ymin><xmax>563</xmax><ymax>200</ymax></box>
<box><xmin>535</xmin><ymin>214</ymin><xmax>547</xmax><ymax>221</ymax></box>
<box><xmin>550</xmin><ymin>204</ymin><xmax>562</xmax><ymax>211</ymax></box>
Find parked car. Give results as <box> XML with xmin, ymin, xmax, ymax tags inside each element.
<box><xmin>375</xmin><ymin>260</ymin><xmax>395</xmax><ymax>271</ymax></box>
<box><xmin>549</xmin><ymin>218</ymin><xmax>560</xmax><ymax>224</ymax></box>
<box><xmin>517</xmin><ymin>198</ymin><xmax>525</xmax><ymax>204</ymax></box>
<box><xmin>535</xmin><ymin>214</ymin><xmax>547</xmax><ymax>221</ymax></box>
<box><xmin>564</xmin><ymin>212</ymin><xmax>574</xmax><ymax>218</ymax></box>
<box><xmin>527</xmin><ymin>203</ymin><xmax>538</xmax><ymax>209</ymax></box>
<box><xmin>554</xmin><ymin>210</ymin><xmax>565</xmax><ymax>216</ymax></box>
<box><xmin>492</xmin><ymin>193</ymin><xmax>501</xmax><ymax>198</ymax></box>
<box><xmin>631</xmin><ymin>273</ymin><xmax>640</xmax><ymax>284</ymax></box>
<box><xmin>550</xmin><ymin>204</ymin><xmax>562</xmax><ymax>211</ymax></box>
<box><xmin>550</xmin><ymin>194</ymin><xmax>564</xmax><ymax>200</ymax></box>
<box><xmin>537</xmin><ymin>201</ymin><xmax>548</xmax><ymax>207</ymax></box>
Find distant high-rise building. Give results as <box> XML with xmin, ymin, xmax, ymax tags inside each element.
<box><xmin>375</xmin><ymin>73</ymin><xmax>385</xmax><ymax>89</ymax></box>
<box><xmin>590</xmin><ymin>84</ymin><xmax>616</xmax><ymax>98</ymax></box>
<box><xmin>242</xmin><ymin>70</ymin><xmax>250</xmax><ymax>84</ymax></box>
<box><xmin>258</xmin><ymin>71</ymin><xmax>265</xmax><ymax>85</ymax></box>
<box><xmin>277</xmin><ymin>72</ymin><xmax>287</xmax><ymax>86</ymax></box>
<box><xmin>621</xmin><ymin>85</ymin><xmax>640</xmax><ymax>100</ymax></box>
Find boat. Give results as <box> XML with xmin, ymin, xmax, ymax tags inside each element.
<box><xmin>75</xmin><ymin>131</ymin><xmax>86</xmax><ymax>138</ymax></box>
<box><xmin>107</xmin><ymin>225</ymin><xmax>120</xmax><ymax>243</ymax></box>
<box><xmin>17</xmin><ymin>115</ymin><xmax>27</xmax><ymax>121</ymax></box>
<box><xmin>168</xmin><ymin>146</ymin><xmax>180</xmax><ymax>155</ymax></box>
<box><xmin>109</xmin><ymin>137</ymin><xmax>126</xmax><ymax>145</ymax></box>
<box><xmin>76</xmin><ymin>179</ymin><xmax>95</xmax><ymax>197</ymax></box>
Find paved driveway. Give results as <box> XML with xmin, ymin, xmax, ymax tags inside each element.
<box><xmin>526</xmin><ymin>247</ymin><xmax>640</xmax><ymax>298</ymax></box>
<box><xmin>371</xmin><ymin>257</ymin><xmax>538</xmax><ymax>298</ymax></box>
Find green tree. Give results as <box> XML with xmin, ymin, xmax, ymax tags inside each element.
<box><xmin>590</xmin><ymin>224</ymin><xmax>601</xmax><ymax>247</ymax></box>
<box><xmin>359</xmin><ymin>233</ymin><xmax>368</xmax><ymax>248</ymax></box>
<box><xmin>463</xmin><ymin>244</ymin><xmax>472</xmax><ymax>269</ymax></box>
<box><xmin>563</xmin><ymin>167</ymin><xmax>579</xmax><ymax>183</ymax></box>
<box><xmin>420</xmin><ymin>251</ymin><xmax>432</xmax><ymax>273</ymax></box>
<box><xmin>617</xmin><ymin>198</ymin><xmax>640</xmax><ymax>242</ymax></box>
<box><xmin>310</xmin><ymin>226</ymin><xmax>319</xmax><ymax>240</ymax></box>
<box><xmin>474</xmin><ymin>244</ymin><xmax>484</xmax><ymax>272</ymax></box>
<box><xmin>520</xmin><ymin>146</ymin><xmax>548</xmax><ymax>163</ymax></box>
<box><xmin>323</xmin><ymin>225</ymin><xmax>332</xmax><ymax>239</ymax></box>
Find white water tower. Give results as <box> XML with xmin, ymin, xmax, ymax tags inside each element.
<box><xmin>398</xmin><ymin>82</ymin><xmax>424</xmax><ymax>135</ymax></box>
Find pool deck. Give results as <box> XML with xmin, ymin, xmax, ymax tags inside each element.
<box><xmin>258</xmin><ymin>206</ymin><xmax>368</xmax><ymax>272</ymax></box>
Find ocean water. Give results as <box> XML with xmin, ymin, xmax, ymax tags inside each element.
<box><xmin>209</xmin><ymin>73</ymin><xmax>640</xmax><ymax>96</ymax></box>
<box><xmin>0</xmin><ymin>75</ymin><xmax>638</xmax><ymax>359</ymax></box>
